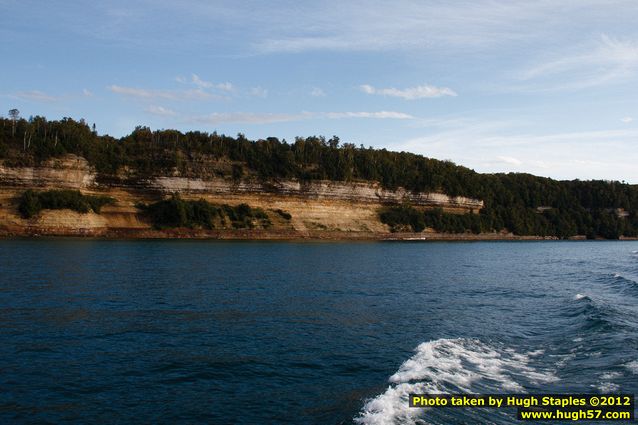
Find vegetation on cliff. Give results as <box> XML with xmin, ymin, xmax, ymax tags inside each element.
<box><xmin>2</xmin><ymin>115</ymin><xmax>638</xmax><ymax>238</ymax></box>
<box><xmin>381</xmin><ymin>206</ymin><xmax>488</xmax><ymax>235</ymax></box>
<box><xmin>274</xmin><ymin>209</ymin><xmax>292</xmax><ymax>220</ymax></box>
<box><xmin>137</xmin><ymin>195</ymin><xmax>273</xmax><ymax>230</ymax></box>
<box><xmin>379</xmin><ymin>205</ymin><xmax>633</xmax><ymax>239</ymax></box>
<box><xmin>18</xmin><ymin>190</ymin><xmax>114</xmax><ymax>218</ymax></box>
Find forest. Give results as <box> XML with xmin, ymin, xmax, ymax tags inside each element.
<box><xmin>1</xmin><ymin>114</ymin><xmax>637</xmax><ymax>238</ymax></box>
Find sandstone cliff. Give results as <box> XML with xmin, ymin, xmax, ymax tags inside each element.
<box><xmin>0</xmin><ymin>155</ymin><xmax>493</xmax><ymax>239</ymax></box>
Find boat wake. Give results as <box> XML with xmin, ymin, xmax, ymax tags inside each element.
<box><xmin>354</xmin><ymin>338</ymin><xmax>557</xmax><ymax>425</ymax></box>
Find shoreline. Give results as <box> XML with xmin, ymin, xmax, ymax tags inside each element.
<box><xmin>2</xmin><ymin>227</ymin><xmax>635</xmax><ymax>241</ymax></box>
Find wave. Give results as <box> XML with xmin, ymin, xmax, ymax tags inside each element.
<box><xmin>625</xmin><ymin>360</ymin><xmax>638</xmax><ymax>374</ymax></box>
<box><xmin>563</xmin><ymin>294</ymin><xmax>638</xmax><ymax>355</ymax></box>
<box><xmin>592</xmin><ymin>272</ymin><xmax>638</xmax><ymax>294</ymax></box>
<box><xmin>594</xmin><ymin>272</ymin><xmax>638</xmax><ymax>296</ymax></box>
<box><xmin>596</xmin><ymin>382</ymin><xmax>620</xmax><ymax>392</ymax></box>
<box><xmin>354</xmin><ymin>338</ymin><xmax>557</xmax><ymax>425</ymax></box>
<box><xmin>612</xmin><ymin>272</ymin><xmax>638</xmax><ymax>287</ymax></box>
<box><xmin>599</xmin><ymin>371</ymin><xmax>622</xmax><ymax>380</ymax></box>
<box><xmin>565</xmin><ymin>293</ymin><xmax>622</xmax><ymax>333</ymax></box>
<box><xmin>595</xmin><ymin>371</ymin><xmax>623</xmax><ymax>393</ymax></box>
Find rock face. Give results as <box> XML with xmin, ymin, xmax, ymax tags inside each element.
<box><xmin>0</xmin><ymin>157</ymin><xmax>482</xmax><ymax>209</ymax></box>
<box><xmin>148</xmin><ymin>177</ymin><xmax>484</xmax><ymax>210</ymax></box>
<box><xmin>0</xmin><ymin>155</ymin><xmax>96</xmax><ymax>188</ymax></box>
<box><xmin>0</xmin><ymin>155</ymin><xmax>485</xmax><ymax>239</ymax></box>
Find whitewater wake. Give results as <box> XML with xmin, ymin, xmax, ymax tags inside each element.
<box><xmin>354</xmin><ymin>338</ymin><xmax>558</xmax><ymax>425</ymax></box>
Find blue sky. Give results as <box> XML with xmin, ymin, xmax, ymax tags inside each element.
<box><xmin>2</xmin><ymin>1</ymin><xmax>638</xmax><ymax>182</ymax></box>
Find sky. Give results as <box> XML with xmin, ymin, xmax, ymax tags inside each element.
<box><xmin>2</xmin><ymin>0</ymin><xmax>638</xmax><ymax>182</ymax></box>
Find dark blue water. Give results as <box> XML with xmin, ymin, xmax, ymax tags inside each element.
<box><xmin>1</xmin><ymin>240</ymin><xmax>637</xmax><ymax>424</ymax></box>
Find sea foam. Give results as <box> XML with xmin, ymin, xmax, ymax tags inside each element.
<box><xmin>596</xmin><ymin>382</ymin><xmax>620</xmax><ymax>392</ymax></box>
<box><xmin>354</xmin><ymin>338</ymin><xmax>557</xmax><ymax>425</ymax></box>
<box><xmin>625</xmin><ymin>360</ymin><xmax>638</xmax><ymax>374</ymax></box>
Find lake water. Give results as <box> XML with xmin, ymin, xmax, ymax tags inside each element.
<box><xmin>1</xmin><ymin>240</ymin><xmax>637</xmax><ymax>424</ymax></box>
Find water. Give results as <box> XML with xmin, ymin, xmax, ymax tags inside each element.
<box><xmin>0</xmin><ymin>240</ymin><xmax>637</xmax><ymax>424</ymax></box>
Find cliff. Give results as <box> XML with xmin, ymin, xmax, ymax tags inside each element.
<box><xmin>0</xmin><ymin>154</ymin><xmax>508</xmax><ymax>240</ymax></box>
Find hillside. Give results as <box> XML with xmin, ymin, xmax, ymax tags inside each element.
<box><xmin>0</xmin><ymin>115</ymin><xmax>637</xmax><ymax>239</ymax></box>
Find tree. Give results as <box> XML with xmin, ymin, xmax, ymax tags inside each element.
<box><xmin>9</xmin><ymin>109</ymin><xmax>19</xmax><ymax>137</ymax></box>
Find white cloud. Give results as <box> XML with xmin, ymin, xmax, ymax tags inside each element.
<box><xmin>194</xmin><ymin>112</ymin><xmax>308</xmax><ymax>125</ymax></box>
<box><xmin>393</xmin><ymin>121</ymin><xmax>638</xmax><ymax>181</ymax></box>
<box><xmin>248</xmin><ymin>0</ymin><xmax>619</xmax><ymax>54</ymax></box>
<box><xmin>496</xmin><ymin>155</ymin><xmax>523</xmax><ymax>166</ymax></box>
<box><xmin>108</xmin><ymin>84</ymin><xmax>215</xmax><ymax>101</ymax></box>
<box><xmin>8</xmin><ymin>89</ymin><xmax>97</xmax><ymax>102</ymax></box>
<box><xmin>323</xmin><ymin>111</ymin><xmax>414</xmax><ymax>119</ymax></box>
<box><xmin>10</xmin><ymin>90</ymin><xmax>59</xmax><ymax>102</ymax></box>
<box><xmin>191</xmin><ymin>73</ymin><xmax>213</xmax><ymax>89</ymax></box>
<box><xmin>310</xmin><ymin>87</ymin><xmax>326</xmax><ymax>97</ymax></box>
<box><xmin>192</xmin><ymin>110</ymin><xmax>414</xmax><ymax>124</ymax></box>
<box><xmin>359</xmin><ymin>84</ymin><xmax>457</xmax><ymax>99</ymax></box>
<box><xmin>359</xmin><ymin>85</ymin><xmax>375</xmax><ymax>95</ymax></box>
<box><xmin>621</xmin><ymin>116</ymin><xmax>633</xmax><ymax>123</ymax></box>
<box><xmin>188</xmin><ymin>74</ymin><xmax>234</xmax><ymax>91</ymax></box>
<box><xmin>518</xmin><ymin>34</ymin><xmax>638</xmax><ymax>90</ymax></box>
<box><xmin>145</xmin><ymin>105</ymin><xmax>177</xmax><ymax>116</ymax></box>
<box><xmin>249</xmin><ymin>86</ymin><xmax>268</xmax><ymax>98</ymax></box>
<box><xmin>37</xmin><ymin>1</ymin><xmax>638</xmax><ymax>58</ymax></box>
<box><xmin>216</xmin><ymin>82</ymin><xmax>234</xmax><ymax>91</ymax></box>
